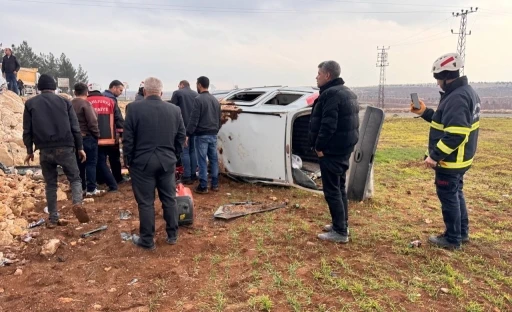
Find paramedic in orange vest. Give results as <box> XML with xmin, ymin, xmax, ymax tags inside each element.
<box><xmin>87</xmin><ymin>83</ymin><xmax>119</xmax><ymax>192</ymax></box>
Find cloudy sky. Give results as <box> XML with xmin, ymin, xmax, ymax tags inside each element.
<box><xmin>1</xmin><ymin>0</ymin><xmax>511</xmax><ymax>91</ymax></box>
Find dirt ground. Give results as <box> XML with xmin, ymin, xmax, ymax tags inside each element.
<box><xmin>1</xmin><ymin>118</ymin><xmax>511</xmax><ymax>312</ymax></box>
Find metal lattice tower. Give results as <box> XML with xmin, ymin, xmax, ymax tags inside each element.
<box><xmin>451</xmin><ymin>7</ymin><xmax>478</xmax><ymax>75</ymax></box>
<box><xmin>376</xmin><ymin>46</ymin><xmax>390</xmax><ymax>109</ymax></box>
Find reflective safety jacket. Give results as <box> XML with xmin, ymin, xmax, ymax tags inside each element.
<box><xmin>88</xmin><ymin>91</ymin><xmax>116</xmax><ymax>146</ymax></box>
<box><xmin>421</xmin><ymin>76</ymin><xmax>481</xmax><ymax>173</ymax></box>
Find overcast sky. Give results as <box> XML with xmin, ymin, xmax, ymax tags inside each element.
<box><xmin>1</xmin><ymin>0</ymin><xmax>510</xmax><ymax>91</ymax></box>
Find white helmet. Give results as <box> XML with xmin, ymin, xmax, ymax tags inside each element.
<box><xmin>88</xmin><ymin>83</ymin><xmax>102</xmax><ymax>92</ymax></box>
<box><xmin>432</xmin><ymin>53</ymin><xmax>464</xmax><ymax>74</ymax></box>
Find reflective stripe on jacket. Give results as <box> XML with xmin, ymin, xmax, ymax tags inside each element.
<box><xmin>421</xmin><ymin>76</ymin><xmax>481</xmax><ymax>173</ymax></box>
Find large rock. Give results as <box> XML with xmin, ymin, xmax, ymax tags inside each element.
<box><xmin>40</xmin><ymin>239</ymin><xmax>61</xmax><ymax>257</ymax></box>
<box><xmin>57</xmin><ymin>188</ymin><xmax>68</xmax><ymax>201</ymax></box>
<box><xmin>0</xmin><ymin>231</ymin><xmax>13</xmax><ymax>246</ymax></box>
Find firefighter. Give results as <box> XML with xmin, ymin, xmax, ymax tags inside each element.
<box><xmin>87</xmin><ymin>83</ymin><xmax>121</xmax><ymax>193</ymax></box>
<box><xmin>410</xmin><ymin>53</ymin><xmax>481</xmax><ymax>250</ymax></box>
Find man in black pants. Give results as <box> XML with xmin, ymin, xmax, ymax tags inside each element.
<box><xmin>123</xmin><ymin>77</ymin><xmax>186</xmax><ymax>250</ymax></box>
<box><xmin>103</xmin><ymin>80</ymin><xmax>125</xmax><ymax>184</ymax></box>
<box><xmin>23</xmin><ymin>74</ymin><xmax>90</xmax><ymax>226</ymax></box>
<box><xmin>309</xmin><ymin>60</ymin><xmax>359</xmax><ymax>243</ymax></box>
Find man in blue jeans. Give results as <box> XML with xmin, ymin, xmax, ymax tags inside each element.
<box><xmin>1</xmin><ymin>46</ymin><xmax>21</xmax><ymax>95</ymax></box>
<box><xmin>169</xmin><ymin>80</ymin><xmax>198</xmax><ymax>184</ymax></box>
<box><xmin>186</xmin><ymin>76</ymin><xmax>221</xmax><ymax>194</ymax></box>
<box><xmin>71</xmin><ymin>82</ymin><xmax>100</xmax><ymax>195</ymax></box>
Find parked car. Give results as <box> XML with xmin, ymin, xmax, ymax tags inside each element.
<box><xmin>218</xmin><ymin>86</ymin><xmax>380</xmax><ymax>200</ymax></box>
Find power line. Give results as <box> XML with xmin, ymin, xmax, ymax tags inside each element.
<box><xmin>451</xmin><ymin>7</ymin><xmax>478</xmax><ymax>75</ymax></box>
<box><xmin>392</xmin><ymin>32</ymin><xmax>452</xmax><ymax>47</ymax></box>
<box><xmin>376</xmin><ymin>46</ymin><xmax>390</xmax><ymax>109</ymax></box>
<box><xmin>310</xmin><ymin>0</ymin><xmax>465</xmax><ymax>9</ymax></box>
<box><xmin>2</xmin><ymin>0</ymin><xmax>454</xmax><ymax>14</ymax></box>
<box><xmin>390</xmin><ymin>16</ymin><xmax>451</xmax><ymax>46</ymax></box>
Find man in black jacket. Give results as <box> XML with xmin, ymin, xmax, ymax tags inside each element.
<box><xmin>1</xmin><ymin>46</ymin><xmax>21</xmax><ymax>95</ymax></box>
<box><xmin>23</xmin><ymin>74</ymin><xmax>90</xmax><ymax>226</ymax></box>
<box><xmin>186</xmin><ymin>76</ymin><xmax>221</xmax><ymax>194</ymax></box>
<box><xmin>411</xmin><ymin>53</ymin><xmax>480</xmax><ymax>250</ymax></box>
<box><xmin>123</xmin><ymin>77</ymin><xmax>186</xmax><ymax>250</ymax></box>
<box><xmin>309</xmin><ymin>60</ymin><xmax>359</xmax><ymax>243</ymax></box>
<box><xmin>170</xmin><ymin>80</ymin><xmax>199</xmax><ymax>184</ymax></box>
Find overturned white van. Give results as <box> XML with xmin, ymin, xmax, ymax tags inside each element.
<box><xmin>218</xmin><ymin>86</ymin><xmax>383</xmax><ymax>201</ymax></box>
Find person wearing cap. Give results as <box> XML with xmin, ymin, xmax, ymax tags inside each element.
<box><xmin>103</xmin><ymin>80</ymin><xmax>126</xmax><ymax>184</ymax></box>
<box><xmin>1</xmin><ymin>46</ymin><xmax>21</xmax><ymax>95</ymax></box>
<box><xmin>23</xmin><ymin>74</ymin><xmax>90</xmax><ymax>227</ymax></box>
<box><xmin>410</xmin><ymin>53</ymin><xmax>481</xmax><ymax>250</ymax></box>
<box><xmin>87</xmin><ymin>83</ymin><xmax>119</xmax><ymax>193</ymax></box>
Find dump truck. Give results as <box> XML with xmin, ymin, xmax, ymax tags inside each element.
<box><xmin>17</xmin><ymin>67</ymin><xmax>40</xmax><ymax>96</ymax></box>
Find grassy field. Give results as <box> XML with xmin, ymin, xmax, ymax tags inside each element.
<box><xmin>2</xmin><ymin>117</ymin><xmax>510</xmax><ymax>312</ymax></box>
<box><xmin>184</xmin><ymin>117</ymin><xmax>512</xmax><ymax>312</ymax></box>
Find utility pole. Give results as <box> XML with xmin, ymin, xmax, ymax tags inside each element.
<box><xmin>376</xmin><ymin>46</ymin><xmax>390</xmax><ymax>109</ymax></box>
<box><xmin>451</xmin><ymin>7</ymin><xmax>478</xmax><ymax>75</ymax></box>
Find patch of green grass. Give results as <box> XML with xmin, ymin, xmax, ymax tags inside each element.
<box><xmin>248</xmin><ymin>295</ymin><xmax>273</xmax><ymax>311</ymax></box>
<box><xmin>375</xmin><ymin>147</ymin><xmax>426</xmax><ymax>164</ymax></box>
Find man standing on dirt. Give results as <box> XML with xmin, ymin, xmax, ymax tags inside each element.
<box><xmin>170</xmin><ymin>80</ymin><xmax>198</xmax><ymax>185</ymax></box>
<box><xmin>103</xmin><ymin>80</ymin><xmax>125</xmax><ymax>184</ymax></box>
<box><xmin>1</xmin><ymin>46</ymin><xmax>21</xmax><ymax>95</ymax></box>
<box><xmin>23</xmin><ymin>74</ymin><xmax>90</xmax><ymax>227</ymax></box>
<box><xmin>309</xmin><ymin>60</ymin><xmax>359</xmax><ymax>244</ymax></box>
<box><xmin>88</xmin><ymin>83</ymin><xmax>119</xmax><ymax>193</ymax></box>
<box><xmin>72</xmin><ymin>82</ymin><xmax>100</xmax><ymax>195</ymax></box>
<box><xmin>123</xmin><ymin>77</ymin><xmax>186</xmax><ymax>250</ymax></box>
<box><xmin>186</xmin><ymin>76</ymin><xmax>221</xmax><ymax>194</ymax></box>
<box><xmin>411</xmin><ymin>53</ymin><xmax>480</xmax><ymax>250</ymax></box>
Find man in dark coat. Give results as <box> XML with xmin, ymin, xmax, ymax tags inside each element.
<box><xmin>23</xmin><ymin>74</ymin><xmax>90</xmax><ymax>226</ymax></box>
<box><xmin>309</xmin><ymin>60</ymin><xmax>359</xmax><ymax>243</ymax></box>
<box><xmin>169</xmin><ymin>80</ymin><xmax>199</xmax><ymax>184</ymax></box>
<box><xmin>123</xmin><ymin>77</ymin><xmax>186</xmax><ymax>250</ymax></box>
<box><xmin>1</xmin><ymin>46</ymin><xmax>21</xmax><ymax>94</ymax></box>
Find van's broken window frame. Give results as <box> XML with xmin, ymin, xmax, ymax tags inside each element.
<box><xmin>264</xmin><ymin>92</ymin><xmax>305</xmax><ymax>106</ymax></box>
<box><xmin>225</xmin><ymin>91</ymin><xmax>266</xmax><ymax>105</ymax></box>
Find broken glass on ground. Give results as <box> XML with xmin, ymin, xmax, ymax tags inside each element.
<box><xmin>119</xmin><ymin>211</ymin><xmax>132</xmax><ymax>220</ymax></box>
<box><xmin>214</xmin><ymin>201</ymin><xmax>287</xmax><ymax>220</ymax></box>
<box><xmin>120</xmin><ymin>232</ymin><xmax>133</xmax><ymax>241</ymax></box>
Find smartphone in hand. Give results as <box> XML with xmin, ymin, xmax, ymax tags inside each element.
<box><xmin>410</xmin><ymin>93</ymin><xmax>421</xmax><ymax>109</ymax></box>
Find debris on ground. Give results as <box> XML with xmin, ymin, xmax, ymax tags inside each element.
<box><xmin>214</xmin><ymin>201</ymin><xmax>287</xmax><ymax>220</ymax></box>
<box><xmin>409</xmin><ymin>240</ymin><xmax>422</xmax><ymax>248</ymax></box>
<box><xmin>119</xmin><ymin>210</ymin><xmax>132</xmax><ymax>220</ymax></box>
<box><xmin>40</xmin><ymin>239</ymin><xmax>61</xmax><ymax>257</ymax></box>
<box><xmin>81</xmin><ymin>225</ymin><xmax>108</xmax><ymax>238</ymax></box>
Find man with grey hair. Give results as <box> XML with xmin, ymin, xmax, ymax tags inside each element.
<box><xmin>123</xmin><ymin>77</ymin><xmax>186</xmax><ymax>250</ymax></box>
<box><xmin>309</xmin><ymin>60</ymin><xmax>360</xmax><ymax>243</ymax></box>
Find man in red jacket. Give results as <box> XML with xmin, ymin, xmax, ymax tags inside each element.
<box><xmin>87</xmin><ymin>83</ymin><xmax>119</xmax><ymax>193</ymax></box>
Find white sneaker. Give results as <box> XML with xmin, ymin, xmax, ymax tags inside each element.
<box><xmin>85</xmin><ymin>189</ymin><xmax>105</xmax><ymax>197</ymax></box>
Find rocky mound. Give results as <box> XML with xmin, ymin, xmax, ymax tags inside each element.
<box><xmin>0</xmin><ymin>91</ymin><xmax>39</xmax><ymax>166</ymax></box>
<box><xmin>0</xmin><ymin>170</ymin><xmax>68</xmax><ymax>246</ymax></box>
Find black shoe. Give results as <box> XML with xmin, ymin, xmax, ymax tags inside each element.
<box><xmin>439</xmin><ymin>232</ymin><xmax>470</xmax><ymax>244</ymax></box>
<box><xmin>182</xmin><ymin>178</ymin><xmax>194</xmax><ymax>185</ymax></box>
<box><xmin>166</xmin><ymin>237</ymin><xmax>177</xmax><ymax>245</ymax></box>
<box><xmin>428</xmin><ymin>235</ymin><xmax>461</xmax><ymax>250</ymax></box>
<box><xmin>132</xmin><ymin>234</ymin><xmax>156</xmax><ymax>250</ymax></box>
<box><xmin>108</xmin><ymin>189</ymin><xmax>119</xmax><ymax>193</ymax></box>
<box><xmin>211</xmin><ymin>186</ymin><xmax>219</xmax><ymax>192</ymax></box>
<box><xmin>194</xmin><ymin>186</ymin><xmax>208</xmax><ymax>194</ymax></box>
